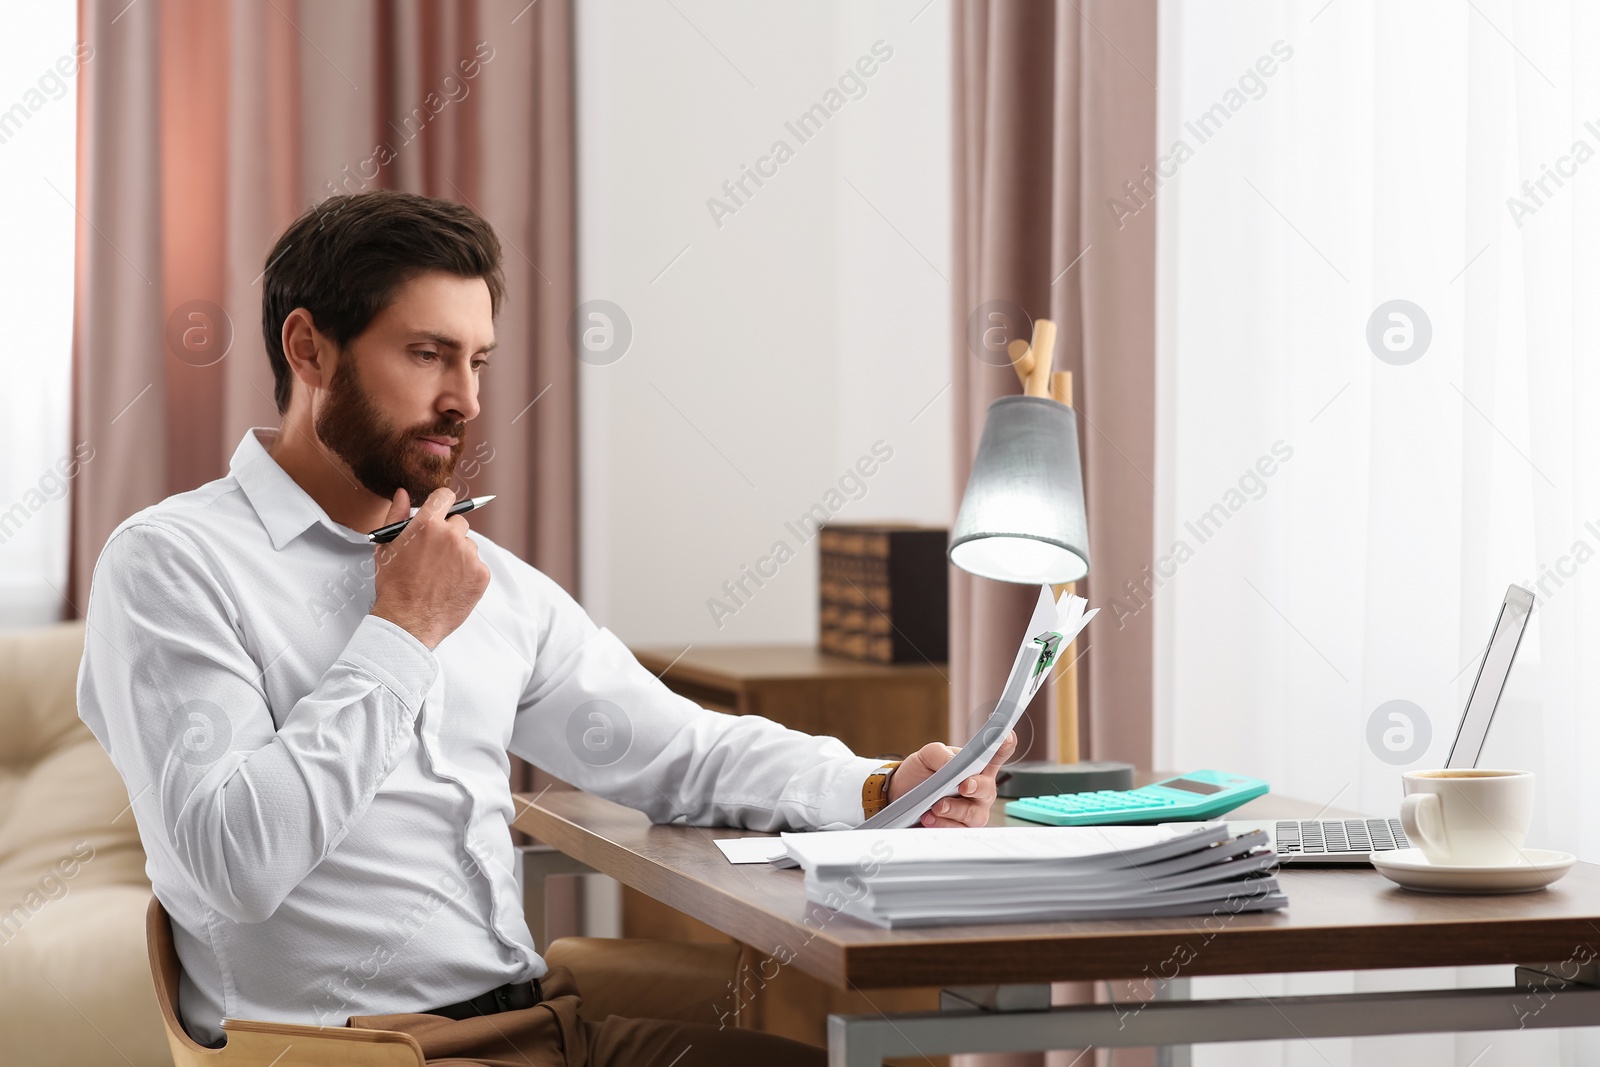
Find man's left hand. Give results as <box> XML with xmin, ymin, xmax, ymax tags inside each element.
<box><xmin>885</xmin><ymin>731</ymin><xmax>1018</xmax><ymax>828</ymax></box>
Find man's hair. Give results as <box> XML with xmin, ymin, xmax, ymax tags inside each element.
<box><xmin>261</xmin><ymin>190</ymin><xmax>505</xmax><ymax>415</ymax></box>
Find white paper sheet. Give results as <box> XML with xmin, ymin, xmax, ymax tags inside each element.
<box><xmin>713</xmin><ymin>837</ymin><xmax>790</xmax><ymax>864</ymax></box>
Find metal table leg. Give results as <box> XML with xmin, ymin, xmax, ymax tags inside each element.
<box><xmin>1154</xmin><ymin>977</ymin><xmax>1191</xmax><ymax>1067</ymax></box>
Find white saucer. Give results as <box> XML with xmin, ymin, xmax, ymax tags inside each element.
<box><xmin>1370</xmin><ymin>847</ymin><xmax>1575</xmax><ymax>894</ymax></box>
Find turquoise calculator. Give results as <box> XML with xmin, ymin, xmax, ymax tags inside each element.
<box><xmin>1004</xmin><ymin>770</ymin><xmax>1269</xmax><ymax>826</ymax></box>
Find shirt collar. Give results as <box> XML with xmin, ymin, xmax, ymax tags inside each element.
<box><xmin>230</xmin><ymin>427</ymin><xmax>373</xmax><ymax>551</ymax></box>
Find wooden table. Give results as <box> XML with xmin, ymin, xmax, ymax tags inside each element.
<box><xmin>514</xmin><ymin>789</ymin><xmax>1600</xmax><ymax>1065</ymax></box>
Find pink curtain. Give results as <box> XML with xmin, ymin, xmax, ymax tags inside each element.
<box><xmin>66</xmin><ymin>0</ymin><xmax>578</xmax><ymax>914</ymax></box>
<box><xmin>951</xmin><ymin>2</ymin><xmax>1158</xmax><ymax>1065</ymax></box>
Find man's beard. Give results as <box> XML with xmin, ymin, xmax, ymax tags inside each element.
<box><xmin>314</xmin><ymin>353</ymin><xmax>465</xmax><ymax>503</ymax></box>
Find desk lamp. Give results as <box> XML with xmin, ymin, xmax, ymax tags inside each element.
<box><xmin>951</xmin><ymin>318</ymin><xmax>1134</xmax><ymax>798</ymax></box>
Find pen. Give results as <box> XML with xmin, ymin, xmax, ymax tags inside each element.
<box><xmin>367</xmin><ymin>494</ymin><xmax>496</xmax><ymax>544</ymax></box>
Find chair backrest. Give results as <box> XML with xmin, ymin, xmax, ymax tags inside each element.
<box><xmin>145</xmin><ymin>895</ymin><xmax>428</xmax><ymax>1067</ymax></box>
<box><xmin>146</xmin><ymin>895</ymin><xmax>221</xmax><ymax>1064</ymax></box>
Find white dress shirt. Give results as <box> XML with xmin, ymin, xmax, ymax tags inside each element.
<box><xmin>76</xmin><ymin>426</ymin><xmax>885</xmax><ymax>1046</ymax></box>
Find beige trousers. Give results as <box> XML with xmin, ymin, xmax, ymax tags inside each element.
<box><xmin>346</xmin><ymin>965</ymin><xmax>824</xmax><ymax>1067</ymax></box>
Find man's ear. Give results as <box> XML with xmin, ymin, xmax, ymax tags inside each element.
<box><xmin>281</xmin><ymin>308</ymin><xmax>333</xmax><ymax>392</ymax></box>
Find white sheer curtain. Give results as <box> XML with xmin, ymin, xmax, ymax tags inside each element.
<box><xmin>1157</xmin><ymin>1</ymin><xmax>1600</xmax><ymax>1063</ymax></box>
<box><xmin>0</xmin><ymin>4</ymin><xmax>78</xmax><ymax>630</ymax></box>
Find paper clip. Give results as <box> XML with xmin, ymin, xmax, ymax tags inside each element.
<box><xmin>1030</xmin><ymin>631</ymin><xmax>1064</xmax><ymax>679</ymax></box>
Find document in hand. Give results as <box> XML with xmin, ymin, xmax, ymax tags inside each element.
<box><xmin>858</xmin><ymin>584</ymin><xmax>1096</xmax><ymax>831</ymax></box>
<box><xmin>779</xmin><ymin>823</ymin><xmax>1287</xmax><ymax>928</ymax></box>
<box><xmin>716</xmin><ymin>585</ymin><xmax>1097</xmax><ymax>868</ymax></box>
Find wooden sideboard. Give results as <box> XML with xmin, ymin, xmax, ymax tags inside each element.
<box><xmin>630</xmin><ymin>643</ymin><xmax>948</xmax><ymax>760</ymax></box>
<box><xmin>625</xmin><ymin>644</ymin><xmax>950</xmax><ymax>1058</ymax></box>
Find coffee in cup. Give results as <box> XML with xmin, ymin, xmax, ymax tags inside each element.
<box><xmin>1399</xmin><ymin>769</ymin><xmax>1534</xmax><ymax>867</ymax></box>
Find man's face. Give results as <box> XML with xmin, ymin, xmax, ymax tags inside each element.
<box><xmin>313</xmin><ymin>271</ymin><xmax>496</xmax><ymax>503</ymax></box>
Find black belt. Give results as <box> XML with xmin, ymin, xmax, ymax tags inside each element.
<box><xmin>426</xmin><ymin>978</ymin><xmax>542</xmax><ymax>1020</ymax></box>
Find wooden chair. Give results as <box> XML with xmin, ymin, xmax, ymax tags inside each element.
<box><xmin>146</xmin><ymin>897</ymin><xmax>425</xmax><ymax>1066</ymax></box>
<box><xmin>147</xmin><ymin>897</ymin><xmax>744</xmax><ymax>1066</ymax></box>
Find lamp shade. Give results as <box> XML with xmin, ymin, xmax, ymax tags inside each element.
<box><xmin>950</xmin><ymin>395</ymin><xmax>1090</xmax><ymax>585</ymax></box>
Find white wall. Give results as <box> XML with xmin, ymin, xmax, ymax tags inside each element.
<box><xmin>575</xmin><ymin>0</ymin><xmax>952</xmax><ymax>647</ymax></box>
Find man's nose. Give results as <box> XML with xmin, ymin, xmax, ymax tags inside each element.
<box><xmin>440</xmin><ymin>363</ymin><xmax>480</xmax><ymax>422</ymax></box>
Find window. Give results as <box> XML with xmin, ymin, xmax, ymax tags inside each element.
<box><xmin>0</xmin><ymin>4</ymin><xmax>80</xmax><ymax>629</ymax></box>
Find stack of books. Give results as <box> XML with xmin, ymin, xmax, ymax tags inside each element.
<box><xmin>817</xmin><ymin>524</ymin><xmax>948</xmax><ymax>663</ymax></box>
<box><xmin>779</xmin><ymin>823</ymin><xmax>1286</xmax><ymax>928</ymax></box>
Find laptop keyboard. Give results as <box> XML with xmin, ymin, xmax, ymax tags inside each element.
<box><xmin>1273</xmin><ymin>818</ymin><xmax>1410</xmax><ymax>855</ymax></box>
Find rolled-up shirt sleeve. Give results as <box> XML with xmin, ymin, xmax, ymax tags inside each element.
<box><xmin>76</xmin><ymin>523</ymin><xmax>439</xmax><ymax>924</ymax></box>
<box><xmin>505</xmin><ymin>566</ymin><xmax>883</xmax><ymax>832</ymax></box>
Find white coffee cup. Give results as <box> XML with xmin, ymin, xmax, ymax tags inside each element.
<box><xmin>1399</xmin><ymin>769</ymin><xmax>1534</xmax><ymax>867</ymax></box>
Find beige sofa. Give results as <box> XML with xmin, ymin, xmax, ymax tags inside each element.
<box><xmin>0</xmin><ymin>620</ymin><xmax>170</xmax><ymax>1066</ymax></box>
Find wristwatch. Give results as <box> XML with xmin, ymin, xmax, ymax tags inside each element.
<box><xmin>861</xmin><ymin>761</ymin><xmax>902</xmax><ymax>819</ymax></box>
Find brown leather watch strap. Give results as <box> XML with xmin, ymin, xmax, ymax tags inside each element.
<box><xmin>861</xmin><ymin>761</ymin><xmax>902</xmax><ymax>819</ymax></box>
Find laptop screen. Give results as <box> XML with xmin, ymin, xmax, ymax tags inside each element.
<box><xmin>1445</xmin><ymin>584</ymin><xmax>1534</xmax><ymax>769</ymax></box>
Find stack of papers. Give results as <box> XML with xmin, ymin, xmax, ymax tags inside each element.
<box><xmin>777</xmin><ymin>823</ymin><xmax>1287</xmax><ymax>928</ymax></box>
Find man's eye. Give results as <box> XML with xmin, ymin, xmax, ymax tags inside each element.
<box><xmin>416</xmin><ymin>350</ymin><xmax>438</xmax><ymax>362</ymax></box>
<box><xmin>473</xmin><ymin>361</ymin><xmax>488</xmax><ymax>371</ymax></box>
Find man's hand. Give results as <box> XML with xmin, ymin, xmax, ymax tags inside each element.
<box><xmin>885</xmin><ymin>731</ymin><xmax>1018</xmax><ymax>828</ymax></box>
<box><xmin>370</xmin><ymin>487</ymin><xmax>491</xmax><ymax>650</ymax></box>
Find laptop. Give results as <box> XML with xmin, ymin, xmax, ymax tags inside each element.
<box><xmin>1222</xmin><ymin>583</ymin><xmax>1534</xmax><ymax>866</ymax></box>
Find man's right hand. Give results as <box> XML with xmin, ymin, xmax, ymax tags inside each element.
<box><xmin>370</xmin><ymin>487</ymin><xmax>490</xmax><ymax>650</ymax></box>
